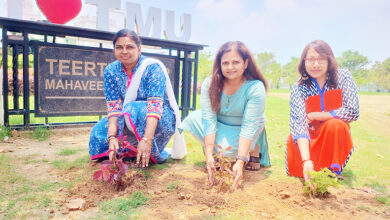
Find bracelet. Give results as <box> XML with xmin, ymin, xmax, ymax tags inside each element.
<box><xmin>301</xmin><ymin>159</ymin><xmax>312</xmax><ymax>164</ymax></box>
<box><xmin>141</xmin><ymin>137</ymin><xmax>152</xmax><ymax>146</ymax></box>
<box><xmin>107</xmin><ymin>136</ymin><xmax>117</xmax><ymax>144</ymax></box>
<box><xmin>108</xmin><ymin>134</ymin><xmax>116</xmax><ymax>139</ymax></box>
<box><xmin>236</xmin><ymin>155</ymin><xmax>249</xmax><ymax>163</ymax></box>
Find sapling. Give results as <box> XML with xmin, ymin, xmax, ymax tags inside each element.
<box><xmin>93</xmin><ymin>136</ymin><xmax>143</xmax><ymax>191</ymax></box>
<box><xmin>303</xmin><ymin>168</ymin><xmax>339</xmax><ymax>198</ymax></box>
<box><xmin>212</xmin><ymin>145</ymin><xmax>242</xmax><ymax>193</ymax></box>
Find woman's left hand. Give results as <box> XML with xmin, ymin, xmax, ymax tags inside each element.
<box><xmin>232</xmin><ymin>160</ymin><xmax>245</xmax><ymax>191</ymax></box>
<box><xmin>136</xmin><ymin>140</ymin><xmax>152</xmax><ymax>168</ymax></box>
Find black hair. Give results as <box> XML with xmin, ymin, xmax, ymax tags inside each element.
<box><xmin>113</xmin><ymin>29</ymin><xmax>142</xmax><ymax>47</ymax></box>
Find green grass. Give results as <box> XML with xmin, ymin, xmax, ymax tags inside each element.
<box><xmin>0</xmin><ymin>154</ymin><xmax>65</xmax><ymax>219</ymax></box>
<box><xmin>151</xmin><ymin>163</ymin><xmax>169</xmax><ymax>170</ymax></box>
<box><xmin>0</xmin><ymin>125</ymin><xmax>12</xmax><ymax>141</ymax></box>
<box><xmin>29</xmin><ymin>126</ymin><xmax>52</xmax><ymax>141</ymax></box>
<box><xmin>58</xmin><ymin>148</ymin><xmax>81</xmax><ymax>156</ymax></box>
<box><xmin>166</xmin><ymin>181</ymin><xmax>180</xmax><ymax>190</ymax></box>
<box><xmin>138</xmin><ymin>169</ymin><xmax>152</xmax><ymax>179</ymax></box>
<box><xmin>97</xmin><ymin>191</ymin><xmax>147</xmax><ymax>219</ymax></box>
<box><xmin>24</xmin><ymin>153</ymin><xmax>49</xmax><ymax>164</ymax></box>
<box><xmin>7</xmin><ymin>96</ymin><xmax>101</xmax><ymax>126</ymax></box>
<box><xmin>51</xmin><ymin>154</ymin><xmax>90</xmax><ymax>170</ymax></box>
<box><xmin>1</xmin><ymin>90</ymin><xmax>390</xmax><ymax>218</ymax></box>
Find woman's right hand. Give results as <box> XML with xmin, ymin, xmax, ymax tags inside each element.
<box><xmin>302</xmin><ymin>160</ymin><xmax>314</xmax><ymax>182</ymax></box>
<box><xmin>205</xmin><ymin>154</ymin><xmax>216</xmax><ymax>186</ymax></box>
<box><xmin>108</xmin><ymin>138</ymin><xmax>119</xmax><ymax>161</ymax></box>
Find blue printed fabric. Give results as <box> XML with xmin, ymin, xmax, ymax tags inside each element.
<box><xmin>89</xmin><ymin>55</ymin><xmax>175</xmax><ymax>163</ymax></box>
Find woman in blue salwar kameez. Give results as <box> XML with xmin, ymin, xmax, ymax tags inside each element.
<box><xmin>89</xmin><ymin>29</ymin><xmax>186</xmax><ymax>167</ymax></box>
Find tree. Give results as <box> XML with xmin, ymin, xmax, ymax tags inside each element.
<box><xmin>256</xmin><ymin>52</ymin><xmax>282</xmax><ymax>88</ymax></box>
<box><xmin>337</xmin><ymin>50</ymin><xmax>369</xmax><ymax>86</ymax></box>
<box><xmin>282</xmin><ymin>57</ymin><xmax>300</xmax><ymax>88</ymax></box>
<box><xmin>197</xmin><ymin>51</ymin><xmax>213</xmax><ymax>83</ymax></box>
<box><xmin>368</xmin><ymin>58</ymin><xmax>390</xmax><ymax>91</ymax></box>
<box><xmin>256</xmin><ymin>52</ymin><xmax>275</xmax><ymax>71</ymax></box>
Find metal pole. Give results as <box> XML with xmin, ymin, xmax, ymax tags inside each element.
<box><xmin>12</xmin><ymin>44</ymin><xmax>19</xmax><ymax>110</ymax></box>
<box><xmin>22</xmin><ymin>30</ymin><xmax>30</xmax><ymax>127</ymax></box>
<box><xmin>192</xmin><ymin>51</ymin><xmax>198</xmax><ymax>110</ymax></box>
<box><xmin>2</xmin><ymin>28</ymin><xmax>9</xmax><ymax>125</ymax></box>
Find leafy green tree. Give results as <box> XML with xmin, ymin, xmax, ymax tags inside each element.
<box><xmin>197</xmin><ymin>51</ymin><xmax>213</xmax><ymax>83</ymax></box>
<box><xmin>337</xmin><ymin>50</ymin><xmax>369</xmax><ymax>86</ymax></box>
<box><xmin>256</xmin><ymin>52</ymin><xmax>275</xmax><ymax>71</ymax></box>
<box><xmin>256</xmin><ymin>52</ymin><xmax>282</xmax><ymax>88</ymax></box>
<box><xmin>282</xmin><ymin>57</ymin><xmax>300</xmax><ymax>88</ymax></box>
<box><xmin>368</xmin><ymin>58</ymin><xmax>390</xmax><ymax>91</ymax></box>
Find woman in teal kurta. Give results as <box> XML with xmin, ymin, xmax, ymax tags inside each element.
<box><xmin>180</xmin><ymin>41</ymin><xmax>270</xmax><ymax>190</ymax></box>
<box><xmin>180</xmin><ymin>77</ymin><xmax>270</xmax><ymax>163</ymax></box>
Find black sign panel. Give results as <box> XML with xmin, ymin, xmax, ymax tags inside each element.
<box><xmin>34</xmin><ymin>43</ymin><xmax>176</xmax><ymax>117</ymax></box>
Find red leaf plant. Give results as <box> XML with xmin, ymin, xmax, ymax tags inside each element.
<box><xmin>93</xmin><ymin>136</ymin><xmax>140</xmax><ymax>190</ymax></box>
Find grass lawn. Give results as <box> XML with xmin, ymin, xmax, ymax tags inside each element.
<box><xmin>6</xmin><ymin>96</ymin><xmax>101</xmax><ymax>126</ymax></box>
<box><xmin>263</xmin><ymin>92</ymin><xmax>390</xmax><ymax>189</ymax></box>
<box><xmin>0</xmin><ymin>91</ymin><xmax>389</xmax><ymax>219</ymax></box>
<box><xmin>175</xmin><ymin>91</ymin><xmax>390</xmax><ymax>190</ymax></box>
<box><xmin>5</xmin><ymin>91</ymin><xmax>390</xmax><ymax>189</ymax></box>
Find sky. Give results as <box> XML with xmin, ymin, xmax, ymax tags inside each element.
<box><xmin>123</xmin><ymin>0</ymin><xmax>390</xmax><ymax>65</ymax></box>
<box><xmin>140</xmin><ymin>0</ymin><xmax>390</xmax><ymax>65</ymax></box>
<box><xmin>1</xmin><ymin>0</ymin><xmax>389</xmax><ymax>65</ymax></box>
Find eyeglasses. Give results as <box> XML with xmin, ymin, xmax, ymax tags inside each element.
<box><xmin>304</xmin><ymin>57</ymin><xmax>328</xmax><ymax>65</ymax></box>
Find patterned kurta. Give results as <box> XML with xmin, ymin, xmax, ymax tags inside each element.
<box><xmin>286</xmin><ymin>69</ymin><xmax>359</xmax><ymax>177</ymax></box>
<box><xmin>89</xmin><ymin>55</ymin><xmax>176</xmax><ymax>163</ymax></box>
<box><xmin>289</xmin><ymin>69</ymin><xmax>359</xmax><ymax>142</ymax></box>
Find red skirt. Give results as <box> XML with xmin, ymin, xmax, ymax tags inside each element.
<box><xmin>286</xmin><ymin>89</ymin><xmax>354</xmax><ymax>177</ymax></box>
<box><xmin>286</xmin><ymin>119</ymin><xmax>353</xmax><ymax>177</ymax></box>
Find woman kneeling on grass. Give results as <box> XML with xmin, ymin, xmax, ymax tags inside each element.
<box><xmin>89</xmin><ymin>29</ymin><xmax>186</xmax><ymax>167</ymax></box>
<box><xmin>179</xmin><ymin>41</ymin><xmax>270</xmax><ymax>191</ymax></box>
<box><xmin>286</xmin><ymin>40</ymin><xmax>359</xmax><ymax>181</ymax></box>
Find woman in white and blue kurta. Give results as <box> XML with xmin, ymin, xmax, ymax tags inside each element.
<box><xmin>89</xmin><ymin>29</ymin><xmax>186</xmax><ymax>167</ymax></box>
<box><xmin>286</xmin><ymin>40</ymin><xmax>359</xmax><ymax>181</ymax></box>
<box><xmin>179</xmin><ymin>41</ymin><xmax>270</xmax><ymax>190</ymax></box>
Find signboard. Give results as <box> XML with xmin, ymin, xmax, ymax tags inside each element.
<box><xmin>34</xmin><ymin>43</ymin><xmax>176</xmax><ymax>117</ymax></box>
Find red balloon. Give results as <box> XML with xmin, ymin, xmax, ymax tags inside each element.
<box><xmin>36</xmin><ymin>0</ymin><xmax>82</xmax><ymax>25</ymax></box>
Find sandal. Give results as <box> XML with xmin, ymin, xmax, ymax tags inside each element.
<box><xmin>245</xmin><ymin>155</ymin><xmax>261</xmax><ymax>171</ymax></box>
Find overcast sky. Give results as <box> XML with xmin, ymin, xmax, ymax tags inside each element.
<box><xmin>2</xmin><ymin>0</ymin><xmax>389</xmax><ymax>64</ymax></box>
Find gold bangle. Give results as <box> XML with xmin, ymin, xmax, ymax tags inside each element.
<box><xmin>141</xmin><ymin>137</ymin><xmax>152</xmax><ymax>146</ymax></box>
<box><xmin>108</xmin><ymin>136</ymin><xmax>117</xmax><ymax>144</ymax></box>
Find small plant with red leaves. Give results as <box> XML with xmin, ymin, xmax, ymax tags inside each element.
<box><xmin>93</xmin><ymin>136</ymin><xmax>143</xmax><ymax>191</ymax></box>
